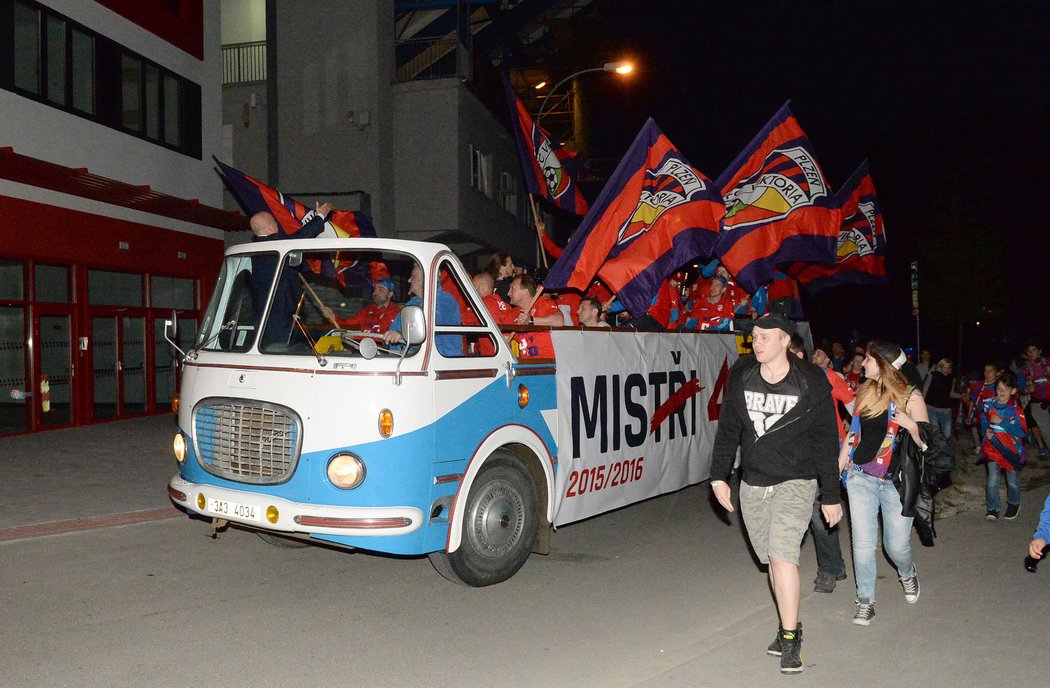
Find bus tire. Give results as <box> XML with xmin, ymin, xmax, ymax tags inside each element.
<box><xmin>431</xmin><ymin>450</ymin><xmax>538</xmax><ymax>587</ymax></box>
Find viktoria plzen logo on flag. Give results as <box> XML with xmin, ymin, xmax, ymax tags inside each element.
<box><xmin>616</xmin><ymin>156</ymin><xmax>709</xmax><ymax>246</ymax></box>
<box><xmin>836</xmin><ymin>200</ymin><xmax>879</xmax><ymax>261</ymax></box>
<box><xmin>534</xmin><ymin>129</ymin><xmax>571</xmax><ymax>199</ymax></box>
<box><xmin>722</xmin><ymin>146</ymin><xmax>829</xmax><ymax>228</ymax></box>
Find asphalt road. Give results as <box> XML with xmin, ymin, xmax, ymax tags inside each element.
<box><xmin>3</xmin><ymin>450</ymin><xmax>1048</xmax><ymax>687</ymax></box>
<box><xmin>2</xmin><ymin>491</ymin><xmax>1050</xmax><ymax>684</ymax></box>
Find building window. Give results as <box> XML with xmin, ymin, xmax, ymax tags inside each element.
<box><xmin>2</xmin><ymin>0</ymin><xmax>200</xmax><ymax>158</ymax></box>
<box><xmin>163</xmin><ymin>74</ymin><xmax>180</xmax><ymax>146</ymax></box>
<box><xmin>35</xmin><ymin>264</ymin><xmax>69</xmax><ymax>303</ymax></box>
<box><xmin>70</xmin><ymin>27</ymin><xmax>93</xmax><ymax>114</ymax></box>
<box><xmin>470</xmin><ymin>145</ymin><xmax>493</xmax><ymax>198</ymax></box>
<box><xmin>498</xmin><ymin>171</ymin><xmax>519</xmax><ymax>217</ymax></box>
<box><xmin>121</xmin><ymin>52</ymin><xmax>141</xmax><ymax>131</ymax></box>
<box><xmin>12</xmin><ymin>1</ymin><xmax>39</xmax><ymax>94</ymax></box>
<box><xmin>150</xmin><ymin>275</ymin><xmax>195</xmax><ymax>310</ymax></box>
<box><xmin>44</xmin><ymin>14</ymin><xmax>65</xmax><ymax>104</ymax></box>
<box><xmin>89</xmin><ymin>270</ymin><xmax>142</xmax><ymax>307</ymax></box>
<box><xmin>0</xmin><ymin>259</ymin><xmax>24</xmax><ymax>300</ymax></box>
<box><xmin>144</xmin><ymin>63</ymin><xmax>161</xmax><ymax>139</ymax></box>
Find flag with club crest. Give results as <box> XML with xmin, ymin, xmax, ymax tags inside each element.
<box><xmin>502</xmin><ymin>74</ymin><xmax>589</xmax><ymax>215</ymax></box>
<box><xmin>545</xmin><ymin>118</ymin><xmax>724</xmax><ymax>316</ymax></box>
<box><xmin>790</xmin><ymin>160</ymin><xmax>888</xmax><ymax>294</ymax></box>
<box><xmin>713</xmin><ymin>103</ymin><xmax>839</xmax><ymax>294</ymax></box>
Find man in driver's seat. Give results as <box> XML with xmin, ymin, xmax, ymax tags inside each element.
<box><xmin>382</xmin><ymin>264</ymin><xmax>461</xmax><ymax>357</ymax></box>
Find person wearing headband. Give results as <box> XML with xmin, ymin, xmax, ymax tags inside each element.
<box><xmin>836</xmin><ymin>340</ymin><xmax>929</xmax><ymax>625</ymax></box>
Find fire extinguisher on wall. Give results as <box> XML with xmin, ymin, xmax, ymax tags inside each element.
<box><xmin>40</xmin><ymin>375</ymin><xmax>51</xmax><ymax>414</ymax></box>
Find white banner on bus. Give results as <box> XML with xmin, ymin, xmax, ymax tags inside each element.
<box><xmin>550</xmin><ymin>331</ymin><xmax>738</xmax><ymax>526</ymax></box>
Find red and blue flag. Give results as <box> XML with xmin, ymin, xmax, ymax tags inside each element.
<box><xmin>214</xmin><ymin>157</ymin><xmax>376</xmax><ymax>239</ymax></box>
<box><xmin>790</xmin><ymin>160</ymin><xmax>888</xmax><ymax>294</ymax></box>
<box><xmin>545</xmin><ymin>119</ymin><xmax>724</xmax><ymax>316</ymax></box>
<box><xmin>713</xmin><ymin>103</ymin><xmax>839</xmax><ymax>294</ymax></box>
<box><xmin>214</xmin><ymin>158</ymin><xmax>376</xmax><ymax>286</ymax></box>
<box><xmin>501</xmin><ymin>75</ymin><xmax>588</xmax><ymax>216</ymax></box>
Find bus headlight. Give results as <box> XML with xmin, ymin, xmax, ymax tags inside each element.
<box><xmin>173</xmin><ymin>433</ymin><xmax>187</xmax><ymax>463</ymax></box>
<box><xmin>327</xmin><ymin>453</ymin><xmax>366</xmax><ymax>489</ymax></box>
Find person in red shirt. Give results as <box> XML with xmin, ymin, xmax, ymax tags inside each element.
<box><xmin>684</xmin><ymin>276</ymin><xmax>733</xmax><ymax>331</ymax></box>
<box><xmin>471</xmin><ymin>272</ymin><xmax>519</xmax><ymax>326</ymax></box>
<box><xmin>508</xmin><ymin>274</ymin><xmax>562</xmax><ymax>359</ymax></box>
<box><xmin>535</xmin><ymin>217</ymin><xmax>564</xmax><ymax>260</ymax></box>
<box><xmin>469</xmin><ymin>272</ymin><xmax>519</xmax><ymax>356</ymax></box>
<box><xmin>843</xmin><ymin>352</ymin><xmax>865</xmax><ymax>392</ymax></box>
<box><xmin>715</xmin><ymin>264</ymin><xmax>749</xmax><ymax>317</ymax></box>
<box><xmin>328</xmin><ymin>278</ymin><xmax>400</xmax><ymax>333</ymax></box>
<box><xmin>966</xmin><ymin>363</ymin><xmax>1001</xmax><ymax>454</ymax></box>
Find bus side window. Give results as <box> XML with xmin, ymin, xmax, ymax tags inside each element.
<box><xmin>436</xmin><ymin>262</ymin><xmax>499</xmax><ymax>358</ymax></box>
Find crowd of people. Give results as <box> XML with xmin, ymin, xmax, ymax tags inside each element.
<box><xmin>710</xmin><ymin>317</ymin><xmax>1050</xmax><ymax>674</ymax></box>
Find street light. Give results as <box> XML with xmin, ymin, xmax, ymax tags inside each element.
<box><xmin>536</xmin><ymin>60</ymin><xmax>633</xmax><ymax>124</ymax></box>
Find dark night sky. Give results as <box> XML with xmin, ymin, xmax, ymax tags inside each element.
<box><xmin>551</xmin><ymin>0</ymin><xmax>1049</xmax><ymax>362</ymax></box>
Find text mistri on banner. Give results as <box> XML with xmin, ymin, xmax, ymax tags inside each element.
<box><xmin>550</xmin><ymin>331</ymin><xmax>738</xmax><ymax>526</ymax></box>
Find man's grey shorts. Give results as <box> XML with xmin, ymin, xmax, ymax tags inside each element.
<box><xmin>739</xmin><ymin>479</ymin><xmax>818</xmax><ymax>566</ymax></box>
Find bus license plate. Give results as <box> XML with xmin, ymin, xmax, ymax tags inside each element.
<box><xmin>207</xmin><ymin>497</ymin><xmax>260</xmax><ymax>522</ymax></box>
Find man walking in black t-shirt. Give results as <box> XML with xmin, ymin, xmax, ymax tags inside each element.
<box><xmin>709</xmin><ymin>314</ymin><xmax>842</xmax><ymax>674</ymax></box>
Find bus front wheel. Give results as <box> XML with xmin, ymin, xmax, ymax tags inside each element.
<box><xmin>429</xmin><ymin>450</ymin><xmax>538</xmax><ymax>587</ymax></box>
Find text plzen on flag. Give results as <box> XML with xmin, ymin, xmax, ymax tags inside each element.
<box><xmin>713</xmin><ymin>103</ymin><xmax>839</xmax><ymax>294</ymax></box>
<box><xmin>545</xmin><ymin>118</ymin><xmax>724</xmax><ymax>316</ymax></box>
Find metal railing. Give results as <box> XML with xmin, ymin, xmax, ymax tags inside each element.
<box><xmin>395</xmin><ymin>36</ymin><xmax>465</xmax><ymax>82</ymax></box>
<box><xmin>222</xmin><ymin>41</ymin><xmax>267</xmax><ymax>85</ymax></box>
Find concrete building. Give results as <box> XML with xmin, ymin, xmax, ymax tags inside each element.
<box><xmin>219</xmin><ymin>0</ymin><xmax>599</xmax><ymax>266</ymax></box>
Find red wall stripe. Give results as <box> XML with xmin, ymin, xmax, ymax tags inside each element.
<box><xmin>93</xmin><ymin>0</ymin><xmax>204</xmax><ymax>61</ymax></box>
<box><xmin>0</xmin><ymin>194</ymin><xmax>222</xmax><ymax>285</ymax></box>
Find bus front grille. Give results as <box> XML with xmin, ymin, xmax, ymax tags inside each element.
<box><xmin>193</xmin><ymin>399</ymin><xmax>302</xmax><ymax>484</ymax></box>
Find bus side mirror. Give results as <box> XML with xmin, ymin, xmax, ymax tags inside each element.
<box><xmin>165</xmin><ymin>310</ymin><xmax>178</xmax><ymax>340</ymax></box>
<box><xmin>399</xmin><ymin>305</ymin><xmax>427</xmax><ymax>346</ymax></box>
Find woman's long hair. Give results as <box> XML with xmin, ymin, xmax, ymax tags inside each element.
<box><xmin>485</xmin><ymin>252</ymin><xmax>511</xmax><ymax>280</ymax></box>
<box><xmin>854</xmin><ymin>341</ymin><xmax>913</xmax><ymax>418</ymax></box>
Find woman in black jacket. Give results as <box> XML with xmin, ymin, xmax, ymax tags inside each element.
<box><xmin>836</xmin><ymin>341</ymin><xmax>930</xmax><ymax>626</ymax></box>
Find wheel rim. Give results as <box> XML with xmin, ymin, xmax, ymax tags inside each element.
<box><xmin>466</xmin><ymin>477</ymin><xmax>526</xmax><ymax>559</ymax></box>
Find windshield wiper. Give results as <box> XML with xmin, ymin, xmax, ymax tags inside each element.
<box><xmin>185</xmin><ymin>320</ymin><xmax>236</xmax><ymax>361</ymax></box>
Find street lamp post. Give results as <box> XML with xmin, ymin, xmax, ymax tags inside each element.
<box><xmin>536</xmin><ymin>60</ymin><xmax>633</xmax><ymax>125</ymax></box>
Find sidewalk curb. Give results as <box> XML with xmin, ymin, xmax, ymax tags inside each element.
<box><xmin>0</xmin><ymin>507</ymin><xmax>182</xmax><ymax>542</ymax></box>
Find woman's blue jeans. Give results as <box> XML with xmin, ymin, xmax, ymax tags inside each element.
<box><xmin>846</xmin><ymin>469</ymin><xmax>915</xmax><ymax>603</ymax></box>
<box><xmin>927</xmin><ymin>406</ymin><xmax>952</xmax><ymax>441</ymax></box>
<box><xmin>986</xmin><ymin>461</ymin><xmax>1021</xmax><ymax>513</ymax></box>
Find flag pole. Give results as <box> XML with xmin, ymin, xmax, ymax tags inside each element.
<box><xmin>528</xmin><ymin>194</ymin><xmax>549</xmax><ymax>268</ymax></box>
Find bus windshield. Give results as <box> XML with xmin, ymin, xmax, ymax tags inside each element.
<box><xmin>195</xmin><ymin>249</ymin><xmax>421</xmax><ymax>357</ymax></box>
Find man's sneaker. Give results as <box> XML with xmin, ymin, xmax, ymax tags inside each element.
<box><xmin>813</xmin><ymin>570</ymin><xmax>838</xmax><ymax>593</ymax></box>
<box><xmin>852</xmin><ymin>599</ymin><xmax>875</xmax><ymax>625</ymax></box>
<box><xmin>1004</xmin><ymin>503</ymin><xmax>1020</xmax><ymax>520</ymax></box>
<box><xmin>766</xmin><ymin>622</ymin><xmax>801</xmax><ymax>656</ymax></box>
<box><xmin>901</xmin><ymin>569</ymin><xmax>920</xmax><ymax>604</ymax></box>
<box><xmin>985</xmin><ymin>511</ymin><xmax>999</xmax><ymax>522</ymax></box>
<box><xmin>778</xmin><ymin>628</ymin><xmax>803</xmax><ymax>674</ymax></box>
<box><xmin>1039</xmin><ymin>446</ymin><xmax>1049</xmax><ymax>457</ymax></box>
